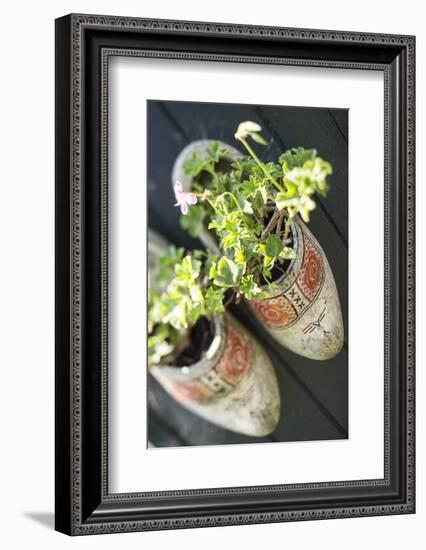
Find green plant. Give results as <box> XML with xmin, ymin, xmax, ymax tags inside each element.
<box><xmin>148</xmin><ymin>247</ymin><xmax>225</xmax><ymax>366</ymax></box>
<box><xmin>149</xmin><ymin>121</ymin><xmax>333</xmax><ymax>367</ymax></box>
<box><xmin>177</xmin><ymin>121</ymin><xmax>333</xmax><ymax>301</ymax></box>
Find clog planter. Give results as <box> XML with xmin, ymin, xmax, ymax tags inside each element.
<box><xmin>173</xmin><ymin>135</ymin><xmax>344</xmax><ymax>360</ymax></box>
<box><xmin>249</xmin><ymin>218</ymin><xmax>344</xmax><ymax>360</ymax></box>
<box><xmin>148</xmin><ymin>228</ymin><xmax>281</xmax><ymax>437</ymax></box>
<box><xmin>150</xmin><ymin>314</ymin><xmax>280</xmax><ymax>436</ymax></box>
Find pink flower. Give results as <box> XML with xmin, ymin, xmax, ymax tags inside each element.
<box><xmin>173</xmin><ymin>181</ymin><xmax>197</xmax><ymax>215</ymax></box>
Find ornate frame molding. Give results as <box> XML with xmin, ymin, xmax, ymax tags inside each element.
<box><xmin>55</xmin><ymin>14</ymin><xmax>415</xmax><ymax>535</ymax></box>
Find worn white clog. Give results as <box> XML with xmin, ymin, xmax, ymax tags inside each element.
<box><xmin>148</xmin><ymin>228</ymin><xmax>280</xmax><ymax>436</ymax></box>
<box><xmin>249</xmin><ymin>218</ymin><xmax>344</xmax><ymax>360</ymax></box>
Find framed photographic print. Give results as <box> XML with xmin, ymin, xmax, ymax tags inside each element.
<box><xmin>55</xmin><ymin>14</ymin><xmax>415</xmax><ymax>535</ymax></box>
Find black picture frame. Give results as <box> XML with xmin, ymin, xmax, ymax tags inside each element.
<box><xmin>55</xmin><ymin>13</ymin><xmax>415</xmax><ymax>535</ymax></box>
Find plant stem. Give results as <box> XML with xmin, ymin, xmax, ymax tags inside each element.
<box><xmin>219</xmin><ymin>191</ymin><xmax>245</xmax><ymax>214</ymax></box>
<box><xmin>283</xmin><ymin>216</ymin><xmax>292</xmax><ymax>241</ymax></box>
<box><xmin>239</xmin><ymin>137</ymin><xmax>284</xmax><ymax>192</ymax></box>
<box><xmin>253</xmin><ymin>210</ymin><xmax>263</xmax><ymax>225</ymax></box>
<box><xmin>206</xmin><ymin>197</ymin><xmax>223</xmax><ymax>217</ymax></box>
<box><xmin>276</xmin><ymin>212</ymin><xmax>284</xmax><ymax>235</ymax></box>
<box><xmin>261</xmin><ymin>207</ymin><xmax>280</xmax><ymax>240</ymax></box>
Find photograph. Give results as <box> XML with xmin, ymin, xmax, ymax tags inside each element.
<box><xmin>147</xmin><ymin>100</ymin><xmax>348</xmax><ymax>447</ymax></box>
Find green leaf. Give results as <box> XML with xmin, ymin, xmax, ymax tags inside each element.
<box><xmin>262</xmin><ymin>265</ymin><xmax>272</xmax><ymax>281</ymax></box>
<box><xmin>256</xmin><ymin>242</ymin><xmax>275</xmax><ymax>270</ymax></box>
<box><xmin>163</xmin><ymin>297</ymin><xmax>187</xmax><ymax>330</ymax></box>
<box><xmin>258</xmin><ymin>184</ymin><xmax>268</xmax><ymax>203</ymax></box>
<box><xmin>179</xmin><ymin>204</ymin><xmax>206</xmax><ymax>237</ymax></box>
<box><xmin>204</xmin><ymin>286</ymin><xmax>225</xmax><ymax>313</ymax></box>
<box><xmin>222</xmin><ymin>232</ymin><xmax>238</xmax><ymax>250</ymax></box>
<box><xmin>213</xmin><ymin>257</ymin><xmax>243</xmax><ymax>288</ymax></box>
<box><xmin>206</xmin><ymin>141</ymin><xmax>229</xmax><ymax>163</ymax></box>
<box><xmin>279</xmin><ymin>246</ymin><xmax>296</xmax><ymax>260</ymax></box>
<box><xmin>280</xmin><ymin>147</ymin><xmax>317</xmax><ymax>169</ymax></box>
<box><xmin>204</xmin><ymin>254</ymin><xmax>218</xmax><ymax>280</ymax></box>
<box><xmin>148</xmin><ymin>323</ymin><xmax>178</xmax><ymax>365</ymax></box>
<box><xmin>252</xmin><ymin>191</ymin><xmax>265</xmax><ymax>212</ymax></box>
<box><xmin>240</xmin><ymin>177</ymin><xmax>258</xmax><ymax>199</ymax></box>
<box><xmin>174</xmin><ymin>255</ymin><xmax>201</xmax><ymax>284</ymax></box>
<box><xmin>233</xmin><ymin>157</ymin><xmax>258</xmax><ymax>177</ymax></box>
<box><xmin>275</xmin><ymin>192</ymin><xmax>300</xmax><ymax>211</ymax></box>
<box><xmin>208</xmin><ymin>261</ymin><xmax>217</xmax><ymax>280</ymax></box>
<box><xmin>256</xmin><ymin>243</ymin><xmax>266</xmax><ymax>257</ymax></box>
<box><xmin>189</xmin><ymin>283</ymin><xmax>204</xmax><ymax>304</ymax></box>
<box><xmin>265</xmin><ymin>234</ymin><xmax>283</xmax><ymax>258</ymax></box>
<box><xmin>208</xmin><ymin>217</ymin><xmax>226</xmax><ymax>233</ymax></box>
<box><xmin>282</xmin><ymin>179</ymin><xmax>298</xmax><ymax>198</ymax></box>
<box><xmin>183</xmin><ymin>151</ymin><xmax>205</xmax><ymax>177</ymax></box>
<box><xmin>250</xmin><ymin>133</ymin><xmax>268</xmax><ymax>145</ymax></box>
<box><xmin>240</xmin><ymin>275</ymin><xmax>263</xmax><ymax>300</ymax></box>
<box><xmin>299</xmin><ymin>206</ymin><xmax>310</xmax><ymax>223</ymax></box>
<box><xmin>298</xmin><ymin>196</ymin><xmax>317</xmax><ymax>222</ymax></box>
<box><xmin>234</xmin><ymin>247</ymin><xmax>246</xmax><ymax>266</ymax></box>
<box><xmin>263</xmin><ymin>255</ymin><xmax>275</xmax><ymax>270</ymax></box>
<box><xmin>156</xmin><ymin>245</ymin><xmax>185</xmax><ymax>284</ymax></box>
<box><xmin>187</xmin><ymin>302</ymin><xmax>205</xmax><ymax>325</ymax></box>
<box><xmin>241</xmin><ymin>198</ymin><xmax>253</xmax><ymax>214</ymax></box>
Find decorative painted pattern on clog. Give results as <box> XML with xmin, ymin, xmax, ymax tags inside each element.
<box><xmin>151</xmin><ymin>315</ymin><xmax>280</xmax><ymax>436</ymax></box>
<box><xmin>249</xmin><ymin>218</ymin><xmax>344</xmax><ymax>360</ymax></box>
<box><xmin>251</xmin><ymin>294</ymin><xmax>297</xmax><ymax>329</ymax></box>
<box><xmin>251</xmin><ymin>232</ymin><xmax>324</xmax><ymax>329</ymax></box>
<box><xmin>159</xmin><ymin>322</ymin><xmax>252</xmax><ymax>403</ymax></box>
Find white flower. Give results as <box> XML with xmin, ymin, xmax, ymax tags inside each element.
<box><xmin>234</xmin><ymin>121</ymin><xmax>263</xmax><ymax>140</ymax></box>
<box><xmin>234</xmin><ymin>121</ymin><xmax>267</xmax><ymax>145</ymax></box>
